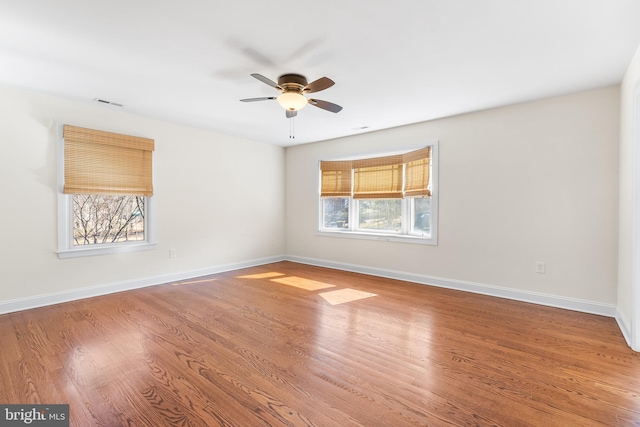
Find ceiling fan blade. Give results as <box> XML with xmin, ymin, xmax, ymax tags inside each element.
<box><xmin>242</xmin><ymin>47</ymin><xmax>276</xmax><ymax>67</ymax></box>
<box><xmin>250</xmin><ymin>74</ymin><xmax>282</xmax><ymax>90</ymax></box>
<box><xmin>303</xmin><ymin>77</ymin><xmax>335</xmax><ymax>93</ymax></box>
<box><xmin>309</xmin><ymin>98</ymin><xmax>343</xmax><ymax>113</ymax></box>
<box><xmin>281</xmin><ymin>39</ymin><xmax>322</xmax><ymax>65</ymax></box>
<box><xmin>227</xmin><ymin>38</ymin><xmax>277</xmax><ymax>67</ymax></box>
<box><xmin>286</xmin><ymin>110</ymin><xmax>297</xmax><ymax>119</ymax></box>
<box><xmin>239</xmin><ymin>97</ymin><xmax>276</xmax><ymax>102</ymax></box>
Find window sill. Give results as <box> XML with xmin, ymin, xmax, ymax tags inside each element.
<box><xmin>316</xmin><ymin>230</ymin><xmax>437</xmax><ymax>245</ymax></box>
<box><xmin>57</xmin><ymin>242</ymin><xmax>157</xmax><ymax>259</ymax></box>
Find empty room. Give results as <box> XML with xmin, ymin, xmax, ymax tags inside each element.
<box><xmin>2</xmin><ymin>1</ymin><xmax>640</xmax><ymax>426</ymax></box>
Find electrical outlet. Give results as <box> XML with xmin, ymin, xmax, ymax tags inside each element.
<box><xmin>169</xmin><ymin>249</ymin><xmax>176</xmax><ymax>259</ymax></box>
<box><xmin>535</xmin><ymin>261</ymin><xmax>545</xmax><ymax>274</ymax></box>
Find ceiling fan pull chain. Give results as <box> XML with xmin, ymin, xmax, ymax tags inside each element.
<box><xmin>289</xmin><ymin>116</ymin><xmax>295</xmax><ymax>139</ymax></box>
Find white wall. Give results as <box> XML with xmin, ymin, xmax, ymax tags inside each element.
<box><xmin>617</xmin><ymin>44</ymin><xmax>640</xmax><ymax>339</ymax></box>
<box><xmin>0</xmin><ymin>85</ymin><xmax>285</xmax><ymax>307</ymax></box>
<box><xmin>286</xmin><ymin>87</ymin><xmax>619</xmax><ymax>306</ymax></box>
<box><xmin>0</xmin><ymin>83</ymin><xmax>623</xmax><ymax>318</ymax></box>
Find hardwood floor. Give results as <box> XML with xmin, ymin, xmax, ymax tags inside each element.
<box><xmin>1</xmin><ymin>261</ymin><xmax>640</xmax><ymax>426</ymax></box>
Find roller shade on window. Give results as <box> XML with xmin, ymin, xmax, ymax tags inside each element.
<box><xmin>403</xmin><ymin>147</ymin><xmax>431</xmax><ymax>197</ymax></box>
<box><xmin>353</xmin><ymin>155</ymin><xmax>404</xmax><ymax>199</ymax></box>
<box><xmin>320</xmin><ymin>160</ymin><xmax>352</xmax><ymax>197</ymax></box>
<box><xmin>63</xmin><ymin>125</ymin><xmax>154</xmax><ymax>196</ymax></box>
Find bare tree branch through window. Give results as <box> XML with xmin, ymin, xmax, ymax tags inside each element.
<box><xmin>72</xmin><ymin>195</ymin><xmax>145</xmax><ymax>246</ymax></box>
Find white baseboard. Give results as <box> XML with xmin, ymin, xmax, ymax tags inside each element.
<box><xmin>0</xmin><ymin>254</ymin><xmax>618</xmax><ymax>321</ymax></box>
<box><xmin>285</xmin><ymin>255</ymin><xmax>617</xmax><ymax>318</ymax></box>
<box><xmin>616</xmin><ymin>309</ymin><xmax>633</xmax><ymax>349</ymax></box>
<box><xmin>0</xmin><ymin>255</ymin><xmax>285</xmax><ymax>315</ymax></box>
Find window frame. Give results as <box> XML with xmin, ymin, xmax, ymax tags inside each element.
<box><xmin>317</xmin><ymin>142</ymin><xmax>438</xmax><ymax>246</ymax></box>
<box><xmin>56</xmin><ymin>124</ymin><xmax>157</xmax><ymax>259</ymax></box>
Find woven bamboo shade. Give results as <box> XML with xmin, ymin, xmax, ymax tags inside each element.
<box><xmin>63</xmin><ymin>125</ymin><xmax>154</xmax><ymax>196</ymax></box>
<box><xmin>353</xmin><ymin>154</ymin><xmax>403</xmax><ymax>199</ymax></box>
<box><xmin>403</xmin><ymin>147</ymin><xmax>431</xmax><ymax>197</ymax></box>
<box><xmin>320</xmin><ymin>160</ymin><xmax>352</xmax><ymax>197</ymax></box>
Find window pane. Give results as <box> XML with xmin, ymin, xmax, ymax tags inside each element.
<box><xmin>358</xmin><ymin>199</ymin><xmax>402</xmax><ymax>232</ymax></box>
<box><xmin>73</xmin><ymin>195</ymin><xmax>145</xmax><ymax>246</ymax></box>
<box><xmin>323</xmin><ymin>198</ymin><xmax>349</xmax><ymax>229</ymax></box>
<box><xmin>412</xmin><ymin>197</ymin><xmax>431</xmax><ymax>234</ymax></box>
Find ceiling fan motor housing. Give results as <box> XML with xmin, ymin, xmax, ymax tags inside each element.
<box><xmin>278</xmin><ymin>74</ymin><xmax>308</xmax><ymax>93</ymax></box>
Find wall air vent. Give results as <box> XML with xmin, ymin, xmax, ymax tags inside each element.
<box><xmin>93</xmin><ymin>98</ymin><xmax>123</xmax><ymax>107</ymax></box>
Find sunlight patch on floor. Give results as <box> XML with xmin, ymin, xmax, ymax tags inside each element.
<box><xmin>172</xmin><ymin>278</ymin><xmax>217</xmax><ymax>286</ymax></box>
<box><xmin>319</xmin><ymin>288</ymin><xmax>377</xmax><ymax>305</ymax></box>
<box><xmin>271</xmin><ymin>276</ymin><xmax>336</xmax><ymax>291</ymax></box>
<box><xmin>236</xmin><ymin>272</ymin><xmax>286</xmax><ymax>279</ymax></box>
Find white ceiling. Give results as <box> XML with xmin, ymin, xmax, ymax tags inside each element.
<box><xmin>1</xmin><ymin>1</ymin><xmax>639</xmax><ymax>147</ymax></box>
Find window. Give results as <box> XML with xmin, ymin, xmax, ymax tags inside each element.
<box><xmin>318</xmin><ymin>143</ymin><xmax>438</xmax><ymax>245</ymax></box>
<box><xmin>57</xmin><ymin>125</ymin><xmax>157</xmax><ymax>258</ymax></box>
<box><xmin>72</xmin><ymin>195</ymin><xmax>145</xmax><ymax>246</ymax></box>
<box><xmin>357</xmin><ymin>199</ymin><xmax>402</xmax><ymax>232</ymax></box>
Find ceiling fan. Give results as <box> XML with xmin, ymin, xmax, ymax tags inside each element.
<box><xmin>240</xmin><ymin>73</ymin><xmax>343</xmax><ymax>118</ymax></box>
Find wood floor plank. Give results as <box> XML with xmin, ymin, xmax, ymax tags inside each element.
<box><xmin>2</xmin><ymin>261</ymin><xmax>640</xmax><ymax>426</ymax></box>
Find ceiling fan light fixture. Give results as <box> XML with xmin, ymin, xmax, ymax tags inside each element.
<box><xmin>242</xmin><ymin>73</ymin><xmax>342</xmax><ymax>116</ymax></box>
<box><xmin>277</xmin><ymin>91</ymin><xmax>308</xmax><ymax>111</ymax></box>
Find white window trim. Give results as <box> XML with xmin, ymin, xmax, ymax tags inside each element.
<box><xmin>316</xmin><ymin>141</ymin><xmax>439</xmax><ymax>246</ymax></box>
<box><xmin>56</xmin><ymin>124</ymin><xmax>157</xmax><ymax>259</ymax></box>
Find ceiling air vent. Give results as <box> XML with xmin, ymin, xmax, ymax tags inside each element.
<box><xmin>93</xmin><ymin>98</ymin><xmax>123</xmax><ymax>107</ymax></box>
